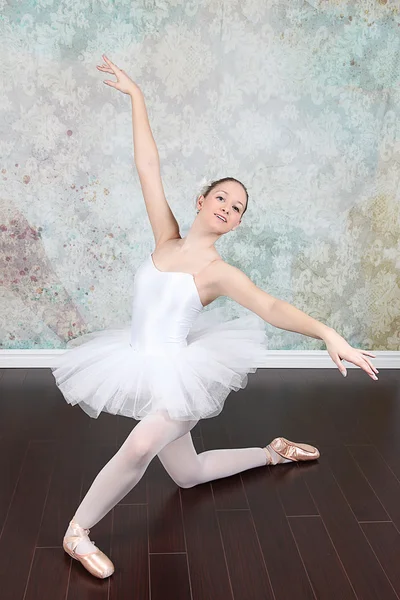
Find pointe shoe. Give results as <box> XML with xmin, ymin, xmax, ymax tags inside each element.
<box><xmin>264</xmin><ymin>437</ymin><xmax>320</xmax><ymax>464</ymax></box>
<box><xmin>63</xmin><ymin>519</ymin><xmax>115</xmax><ymax>579</ymax></box>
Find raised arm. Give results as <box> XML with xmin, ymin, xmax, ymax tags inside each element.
<box><xmin>98</xmin><ymin>55</ymin><xmax>180</xmax><ymax>245</ymax></box>
<box><xmin>129</xmin><ymin>87</ymin><xmax>180</xmax><ymax>244</ymax></box>
<box><xmin>128</xmin><ymin>85</ymin><xmax>159</xmax><ymax>168</ymax></box>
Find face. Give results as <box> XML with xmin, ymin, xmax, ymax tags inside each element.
<box><xmin>197</xmin><ymin>180</ymin><xmax>247</xmax><ymax>232</ymax></box>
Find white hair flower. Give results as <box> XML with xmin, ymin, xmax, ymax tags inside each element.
<box><xmin>198</xmin><ymin>176</ymin><xmax>213</xmax><ymax>192</ymax></box>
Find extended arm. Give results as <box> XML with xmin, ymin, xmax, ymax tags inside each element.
<box><xmin>214</xmin><ymin>262</ymin><xmax>331</xmax><ymax>340</ymax></box>
<box><xmin>98</xmin><ymin>55</ymin><xmax>180</xmax><ymax>244</ymax></box>
<box><xmin>129</xmin><ymin>87</ymin><xmax>160</xmax><ymax>169</ymax></box>
<box><xmin>262</xmin><ymin>298</ymin><xmax>331</xmax><ymax>340</ymax></box>
<box><xmin>99</xmin><ymin>55</ymin><xmax>159</xmax><ymax>167</ymax></box>
<box><xmin>211</xmin><ymin>261</ymin><xmax>378</xmax><ymax>380</ymax></box>
<box><xmin>129</xmin><ymin>87</ymin><xmax>180</xmax><ymax>243</ymax></box>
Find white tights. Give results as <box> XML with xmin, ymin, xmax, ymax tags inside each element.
<box><xmin>65</xmin><ymin>410</ymin><xmax>276</xmax><ymax>555</ymax></box>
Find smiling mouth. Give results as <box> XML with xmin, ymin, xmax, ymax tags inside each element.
<box><xmin>214</xmin><ymin>214</ymin><xmax>227</xmax><ymax>223</ymax></box>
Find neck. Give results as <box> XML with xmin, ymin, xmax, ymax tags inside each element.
<box><xmin>178</xmin><ymin>220</ymin><xmax>222</xmax><ymax>253</ymax></box>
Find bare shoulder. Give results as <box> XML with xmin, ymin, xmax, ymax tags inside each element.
<box><xmin>208</xmin><ymin>259</ymin><xmax>277</xmax><ymax>317</ymax></box>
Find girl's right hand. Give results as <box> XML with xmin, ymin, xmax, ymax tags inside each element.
<box><xmin>97</xmin><ymin>55</ymin><xmax>140</xmax><ymax>95</ymax></box>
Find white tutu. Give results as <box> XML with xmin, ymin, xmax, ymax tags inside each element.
<box><xmin>51</xmin><ymin>307</ymin><xmax>269</xmax><ymax>421</ymax></box>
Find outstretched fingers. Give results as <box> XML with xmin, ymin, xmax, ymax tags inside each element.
<box><xmin>102</xmin><ymin>54</ymin><xmax>121</xmax><ymax>73</ymax></box>
<box><xmin>352</xmin><ymin>354</ymin><xmax>378</xmax><ymax>379</ymax></box>
<box><xmin>360</xmin><ymin>350</ymin><xmax>376</xmax><ymax>358</ymax></box>
<box><xmin>332</xmin><ymin>351</ymin><xmax>378</xmax><ymax>380</ymax></box>
<box><xmin>362</xmin><ymin>355</ymin><xmax>379</xmax><ymax>374</ymax></box>
<box><xmin>96</xmin><ymin>65</ymin><xmax>113</xmax><ymax>73</ymax></box>
<box><xmin>99</xmin><ymin>55</ymin><xmax>120</xmax><ymax>88</ymax></box>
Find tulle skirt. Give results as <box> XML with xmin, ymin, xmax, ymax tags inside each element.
<box><xmin>51</xmin><ymin>307</ymin><xmax>269</xmax><ymax>421</ymax></box>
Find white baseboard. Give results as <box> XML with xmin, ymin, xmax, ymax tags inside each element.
<box><xmin>0</xmin><ymin>350</ymin><xmax>398</xmax><ymax>369</ymax></box>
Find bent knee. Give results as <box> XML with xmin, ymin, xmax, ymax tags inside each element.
<box><xmin>175</xmin><ymin>478</ymin><xmax>198</xmax><ymax>489</ymax></box>
<box><xmin>120</xmin><ymin>440</ymin><xmax>155</xmax><ymax>465</ymax></box>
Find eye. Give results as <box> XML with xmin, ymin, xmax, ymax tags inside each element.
<box><xmin>217</xmin><ymin>196</ymin><xmax>240</xmax><ymax>212</ymax></box>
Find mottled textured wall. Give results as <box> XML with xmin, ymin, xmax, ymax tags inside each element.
<box><xmin>1</xmin><ymin>0</ymin><xmax>399</xmax><ymax>350</ymax></box>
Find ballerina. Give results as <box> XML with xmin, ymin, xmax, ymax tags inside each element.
<box><xmin>55</xmin><ymin>55</ymin><xmax>378</xmax><ymax>579</ymax></box>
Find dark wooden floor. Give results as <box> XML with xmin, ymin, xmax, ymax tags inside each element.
<box><xmin>0</xmin><ymin>367</ymin><xmax>399</xmax><ymax>600</ymax></box>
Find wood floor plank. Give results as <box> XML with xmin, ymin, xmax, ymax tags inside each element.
<box><xmin>47</xmin><ymin>385</ymin><xmax>91</xmax><ymax>444</ymax></box>
<box><xmin>355</xmin><ymin>375</ymin><xmax>400</xmax><ymax>446</ymax></box>
<box><xmin>270</xmin><ymin>463</ymin><xmax>319</xmax><ymax>517</ymax></box>
<box><xmin>24</xmin><ymin>548</ymin><xmax>70</xmax><ymax>600</ymax></box>
<box><xmin>180</xmin><ymin>483</ymin><xmax>233</xmax><ymax>600</ymax></box>
<box><xmin>288</xmin><ymin>516</ymin><xmax>357</xmax><ymax>600</ymax></box>
<box><xmin>37</xmin><ymin>441</ymin><xmax>85</xmax><ymax>547</ymax></box>
<box><xmin>348</xmin><ymin>445</ymin><xmax>400</xmax><ymax>531</ymax></box>
<box><xmin>110</xmin><ymin>504</ymin><xmax>149</xmax><ymax>600</ymax></box>
<box><xmin>0</xmin><ymin>438</ymin><xmax>30</xmax><ymax>529</ymax></box>
<box><xmin>150</xmin><ymin>554</ymin><xmax>192</xmax><ymax>600</ymax></box>
<box><xmin>320</xmin><ymin>379</ymin><xmax>375</xmax><ymax>444</ymax></box>
<box><xmin>362</xmin><ymin>522</ymin><xmax>400</xmax><ymax>597</ymax></box>
<box><xmin>368</xmin><ymin>436</ymin><xmax>400</xmax><ymax>485</ymax></box>
<box><xmin>86</xmin><ymin>410</ymin><xmax>118</xmax><ymax>446</ymax></box>
<box><xmin>301</xmin><ymin>457</ymin><xmax>398</xmax><ymax>600</ymax></box>
<box><xmin>22</xmin><ymin>369</ymin><xmax>69</xmax><ymax>442</ymax></box>
<box><xmin>319</xmin><ymin>443</ymin><xmax>390</xmax><ymax>522</ymax></box>
<box><xmin>217</xmin><ymin>509</ymin><xmax>275</xmax><ymax>600</ymax></box>
<box><xmin>0</xmin><ymin>368</ymin><xmax>29</xmax><ymax>439</ymax></box>
<box><xmin>243</xmin><ymin>467</ymin><xmax>315</xmax><ymax>600</ymax></box>
<box><xmin>0</xmin><ymin>441</ymin><xmax>56</xmax><ymax>600</ymax></box>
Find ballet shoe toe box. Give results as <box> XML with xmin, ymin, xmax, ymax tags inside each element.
<box><xmin>269</xmin><ymin>437</ymin><xmax>320</xmax><ymax>461</ymax></box>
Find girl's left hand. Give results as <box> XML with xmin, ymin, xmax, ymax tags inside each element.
<box><xmin>324</xmin><ymin>329</ymin><xmax>378</xmax><ymax>380</ymax></box>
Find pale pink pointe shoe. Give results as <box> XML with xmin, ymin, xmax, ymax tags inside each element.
<box><xmin>264</xmin><ymin>437</ymin><xmax>320</xmax><ymax>464</ymax></box>
<box><xmin>63</xmin><ymin>519</ymin><xmax>114</xmax><ymax>579</ymax></box>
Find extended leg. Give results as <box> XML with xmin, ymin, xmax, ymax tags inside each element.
<box><xmin>158</xmin><ymin>431</ymin><xmax>269</xmax><ymax>488</ymax></box>
<box><xmin>158</xmin><ymin>432</ymin><xmax>320</xmax><ymax>488</ymax></box>
<box><xmin>65</xmin><ymin>410</ymin><xmax>197</xmax><ymax>554</ymax></box>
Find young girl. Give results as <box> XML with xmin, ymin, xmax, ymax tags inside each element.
<box><xmin>53</xmin><ymin>55</ymin><xmax>378</xmax><ymax>579</ymax></box>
